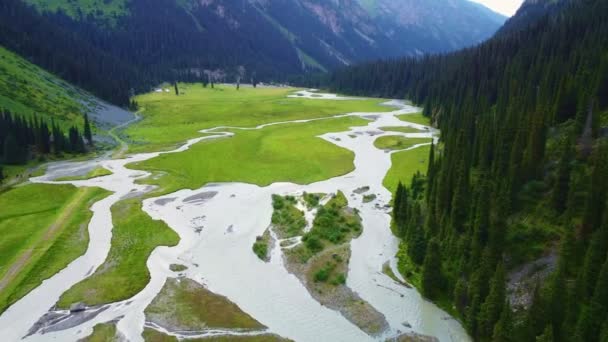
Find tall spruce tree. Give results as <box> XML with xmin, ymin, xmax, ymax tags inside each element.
<box><xmin>422</xmin><ymin>238</ymin><xmax>442</xmax><ymax>299</ymax></box>
<box><xmin>83</xmin><ymin>114</ymin><xmax>92</xmax><ymax>145</ymax></box>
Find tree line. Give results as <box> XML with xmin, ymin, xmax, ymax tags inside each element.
<box><xmin>0</xmin><ymin>110</ymin><xmax>91</xmax><ymax>183</ymax></box>
<box><xmin>324</xmin><ymin>0</ymin><xmax>608</xmax><ymax>341</ymax></box>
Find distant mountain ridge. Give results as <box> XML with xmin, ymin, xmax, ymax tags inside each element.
<box><xmin>21</xmin><ymin>0</ymin><xmax>506</xmax><ymax>71</ymax></box>
<box><xmin>0</xmin><ymin>0</ymin><xmax>505</xmax><ymax>106</ymax></box>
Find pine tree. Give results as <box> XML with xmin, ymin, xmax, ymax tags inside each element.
<box><xmin>426</xmin><ymin>142</ymin><xmax>436</xmax><ymax>199</ymax></box>
<box><xmin>536</xmin><ymin>325</ymin><xmax>554</xmax><ymax>342</ymax></box>
<box><xmin>574</xmin><ymin>254</ymin><xmax>608</xmax><ymax>342</ymax></box>
<box><xmin>83</xmin><ymin>114</ymin><xmax>92</xmax><ymax>145</ymax></box>
<box><xmin>478</xmin><ymin>263</ymin><xmax>506</xmax><ymax>339</ymax></box>
<box><xmin>174</xmin><ymin>82</ymin><xmax>179</xmax><ymax>96</ymax></box>
<box><xmin>547</xmin><ymin>267</ymin><xmax>567</xmax><ymax>341</ymax></box>
<box><xmin>0</xmin><ymin>164</ymin><xmax>4</xmax><ymax>184</ymax></box>
<box><xmin>492</xmin><ymin>302</ymin><xmax>513</xmax><ymax>342</ymax></box>
<box><xmin>524</xmin><ymin>283</ymin><xmax>547</xmax><ymax>341</ymax></box>
<box><xmin>552</xmin><ymin>137</ymin><xmax>573</xmax><ymax>213</ymax></box>
<box><xmin>3</xmin><ymin>133</ymin><xmax>22</xmax><ymax>165</ymax></box>
<box><xmin>581</xmin><ymin>143</ymin><xmax>608</xmax><ymax>237</ymax></box>
<box><xmin>454</xmin><ymin>278</ymin><xmax>468</xmax><ymax>315</ymax></box>
<box><xmin>600</xmin><ymin>319</ymin><xmax>608</xmax><ymax>342</ymax></box>
<box><xmin>579</xmin><ymin>218</ymin><xmax>608</xmax><ymax>300</ymax></box>
<box><xmin>422</xmin><ymin>238</ymin><xmax>443</xmax><ymax>299</ymax></box>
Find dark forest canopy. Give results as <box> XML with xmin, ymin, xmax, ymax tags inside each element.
<box><xmin>0</xmin><ymin>110</ymin><xmax>89</xmax><ymax>170</ymax></box>
<box><xmin>323</xmin><ymin>0</ymin><xmax>608</xmax><ymax>341</ymax></box>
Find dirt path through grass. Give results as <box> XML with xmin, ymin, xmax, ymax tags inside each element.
<box><xmin>0</xmin><ymin>188</ymin><xmax>90</xmax><ymax>293</ymax></box>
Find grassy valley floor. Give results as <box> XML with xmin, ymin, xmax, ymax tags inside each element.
<box><xmin>0</xmin><ymin>184</ymin><xmax>110</xmax><ymax>314</ymax></box>
<box><xmin>127</xmin><ymin>84</ymin><xmax>391</xmax><ymax>152</ymax></box>
<box><xmin>53</xmin><ymin>86</ymin><xmax>394</xmax><ymax>309</ymax></box>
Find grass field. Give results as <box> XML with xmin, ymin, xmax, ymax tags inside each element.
<box><xmin>142</xmin><ymin>328</ymin><xmax>292</xmax><ymax>342</ymax></box>
<box><xmin>379</xmin><ymin>126</ymin><xmax>424</xmax><ymax>134</ymax></box>
<box><xmin>55</xmin><ymin>167</ymin><xmax>113</xmax><ymax>181</ymax></box>
<box><xmin>81</xmin><ymin>322</ymin><xmax>118</xmax><ymax>341</ymax></box>
<box><xmin>374</xmin><ymin>136</ymin><xmax>432</xmax><ymax>150</ymax></box>
<box><xmin>383</xmin><ymin>146</ymin><xmax>431</xmax><ymax>194</ymax></box>
<box><xmin>127</xmin><ymin>84</ymin><xmax>390</xmax><ymax>152</ymax></box>
<box><xmin>145</xmin><ymin>277</ymin><xmax>265</xmax><ymax>331</ymax></box>
<box><xmin>0</xmin><ymin>46</ymin><xmax>89</xmax><ymax>128</ymax></box>
<box><xmin>57</xmin><ymin>197</ymin><xmax>179</xmax><ymax>308</ymax></box>
<box><xmin>0</xmin><ymin>184</ymin><xmax>110</xmax><ymax>313</ymax></box>
<box><xmin>396</xmin><ymin>113</ymin><xmax>431</xmax><ymax>126</ymax></box>
<box><xmin>131</xmin><ymin>116</ymin><xmax>369</xmax><ymax>194</ymax></box>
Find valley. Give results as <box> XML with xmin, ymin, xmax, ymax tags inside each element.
<box><xmin>0</xmin><ymin>86</ymin><xmax>466</xmax><ymax>341</ymax></box>
<box><xmin>1</xmin><ymin>0</ymin><xmax>607</xmax><ymax>341</ymax></box>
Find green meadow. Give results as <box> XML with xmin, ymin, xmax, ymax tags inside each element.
<box><xmin>374</xmin><ymin>136</ymin><xmax>432</xmax><ymax>151</ymax></box>
<box><xmin>383</xmin><ymin>145</ymin><xmax>431</xmax><ymax>194</ymax></box>
<box><xmin>396</xmin><ymin>112</ymin><xmax>431</xmax><ymax>126</ymax></box>
<box><xmin>5</xmin><ymin>85</ymin><xmax>433</xmax><ymax>311</ymax></box>
<box><xmin>57</xmin><ymin>197</ymin><xmax>179</xmax><ymax>308</ymax></box>
<box><xmin>55</xmin><ymin>167</ymin><xmax>113</xmax><ymax>181</ymax></box>
<box><xmin>128</xmin><ymin>84</ymin><xmax>390</xmax><ymax>152</ymax></box>
<box><xmin>0</xmin><ymin>184</ymin><xmax>110</xmax><ymax>313</ymax></box>
<box><xmin>379</xmin><ymin>126</ymin><xmax>424</xmax><ymax>134</ymax></box>
<box><xmin>131</xmin><ymin>116</ymin><xmax>369</xmax><ymax>193</ymax></box>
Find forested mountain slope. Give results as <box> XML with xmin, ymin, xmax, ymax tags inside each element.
<box><xmin>497</xmin><ymin>0</ymin><xmax>569</xmax><ymax>35</ymax></box>
<box><xmin>0</xmin><ymin>46</ymin><xmax>89</xmax><ymax>126</ymax></box>
<box><xmin>326</xmin><ymin>0</ymin><xmax>608</xmax><ymax>340</ymax></box>
<box><xmin>0</xmin><ymin>0</ymin><xmax>504</xmax><ymax>107</ymax></box>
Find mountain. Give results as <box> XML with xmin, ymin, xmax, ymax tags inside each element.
<box><xmin>0</xmin><ymin>0</ymin><xmax>505</xmax><ymax>106</ymax></box>
<box><xmin>497</xmin><ymin>0</ymin><xmax>568</xmax><ymax>35</ymax></box>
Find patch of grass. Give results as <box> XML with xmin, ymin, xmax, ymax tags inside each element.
<box><xmin>0</xmin><ymin>184</ymin><xmax>110</xmax><ymax>314</ymax></box>
<box><xmin>0</xmin><ymin>46</ymin><xmax>88</xmax><ymax>128</ymax></box>
<box><xmin>313</xmin><ymin>256</ymin><xmax>347</xmax><ymax>286</ymax></box>
<box><xmin>379</xmin><ymin>126</ymin><xmax>424</xmax><ymax>134</ymax></box>
<box><xmin>142</xmin><ymin>328</ymin><xmax>177</xmax><ymax>342</ymax></box>
<box><xmin>374</xmin><ymin>136</ymin><xmax>431</xmax><ymax>151</ymax></box>
<box><xmin>131</xmin><ymin>116</ymin><xmax>369</xmax><ymax>194</ymax></box>
<box><xmin>81</xmin><ymin>322</ymin><xmax>118</xmax><ymax>342</ymax></box>
<box><xmin>383</xmin><ymin>145</ymin><xmax>431</xmax><ymax>194</ymax></box>
<box><xmin>252</xmin><ymin>228</ymin><xmax>272</xmax><ymax>261</ymax></box>
<box><xmin>396</xmin><ymin>112</ymin><xmax>431</xmax><ymax>126</ymax></box>
<box><xmin>128</xmin><ymin>84</ymin><xmax>390</xmax><ymax>152</ymax></box>
<box><xmin>382</xmin><ymin>262</ymin><xmax>409</xmax><ymax>287</ymax></box>
<box><xmin>57</xmin><ymin>198</ymin><xmax>179</xmax><ymax>308</ymax></box>
<box><xmin>191</xmin><ymin>335</ymin><xmax>293</xmax><ymax>342</ymax></box>
<box><xmin>169</xmin><ymin>264</ymin><xmax>188</xmax><ymax>272</ymax></box>
<box><xmin>252</xmin><ymin>240</ymin><xmax>268</xmax><ymax>260</ymax></box>
<box><xmin>305</xmin><ymin>191</ymin><xmax>360</xmax><ymax>245</ymax></box>
<box><xmin>141</xmin><ymin>328</ymin><xmax>292</xmax><ymax>342</ymax></box>
<box><xmin>271</xmin><ymin>195</ymin><xmax>305</xmax><ymax>239</ymax></box>
<box><xmin>396</xmin><ymin>242</ymin><xmax>422</xmax><ymax>289</ymax></box>
<box><xmin>55</xmin><ymin>167</ymin><xmax>112</xmax><ymax>181</ymax></box>
<box><xmin>303</xmin><ymin>192</ymin><xmax>323</xmax><ymax>209</ymax></box>
<box><xmin>145</xmin><ymin>277</ymin><xmax>265</xmax><ymax>331</ymax></box>
<box><xmin>289</xmin><ymin>192</ymin><xmax>361</xmax><ymax>263</ymax></box>
<box><xmin>0</xmin><ymin>184</ymin><xmax>109</xmax><ymax>312</ymax></box>
<box><xmin>363</xmin><ymin>194</ymin><xmax>376</xmax><ymax>203</ymax></box>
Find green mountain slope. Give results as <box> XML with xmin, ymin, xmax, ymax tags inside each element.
<box><xmin>0</xmin><ymin>46</ymin><xmax>91</xmax><ymax>128</ymax></box>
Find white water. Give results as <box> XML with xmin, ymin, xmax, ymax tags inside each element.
<box><xmin>0</xmin><ymin>91</ymin><xmax>470</xmax><ymax>342</ymax></box>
